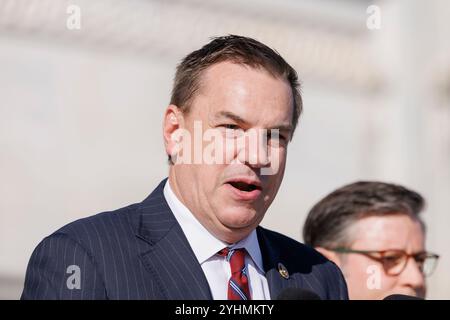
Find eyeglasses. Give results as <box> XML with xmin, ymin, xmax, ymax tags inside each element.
<box><xmin>329</xmin><ymin>248</ymin><xmax>440</xmax><ymax>277</ymax></box>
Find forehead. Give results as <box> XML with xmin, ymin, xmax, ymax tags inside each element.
<box><xmin>349</xmin><ymin>214</ymin><xmax>425</xmax><ymax>251</ymax></box>
<box><xmin>192</xmin><ymin>61</ymin><xmax>293</xmax><ymax>126</ymax></box>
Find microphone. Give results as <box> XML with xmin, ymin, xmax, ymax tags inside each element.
<box><xmin>276</xmin><ymin>288</ymin><xmax>322</xmax><ymax>300</ymax></box>
<box><xmin>383</xmin><ymin>294</ymin><xmax>423</xmax><ymax>300</ymax></box>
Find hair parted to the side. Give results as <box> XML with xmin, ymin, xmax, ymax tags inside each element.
<box><xmin>170</xmin><ymin>34</ymin><xmax>303</xmax><ymax>135</ymax></box>
<box><xmin>302</xmin><ymin>181</ymin><xmax>426</xmax><ymax>249</ymax></box>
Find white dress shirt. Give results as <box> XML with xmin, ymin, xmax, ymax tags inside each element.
<box><xmin>163</xmin><ymin>180</ymin><xmax>271</xmax><ymax>300</ymax></box>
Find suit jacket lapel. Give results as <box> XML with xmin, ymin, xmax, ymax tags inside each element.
<box><xmin>257</xmin><ymin>227</ymin><xmax>299</xmax><ymax>299</ymax></box>
<box><xmin>135</xmin><ymin>179</ymin><xmax>212</xmax><ymax>299</ymax></box>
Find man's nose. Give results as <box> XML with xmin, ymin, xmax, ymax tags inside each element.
<box><xmin>237</xmin><ymin>130</ymin><xmax>270</xmax><ymax>168</ymax></box>
<box><xmin>399</xmin><ymin>257</ymin><xmax>426</xmax><ymax>293</ymax></box>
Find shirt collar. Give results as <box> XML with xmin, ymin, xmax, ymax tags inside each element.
<box><xmin>163</xmin><ymin>179</ymin><xmax>265</xmax><ymax>273</ymax></box>
<box><xmin>230</xmin><ymin>229</ymin><xmax>265</xmax><ymax>273</ymax></box>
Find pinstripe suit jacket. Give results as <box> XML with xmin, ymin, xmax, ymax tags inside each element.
<box><xmin>21</xmin><ymin>179</ymin><xmax>348</xmax><ymax>300</ymax></box>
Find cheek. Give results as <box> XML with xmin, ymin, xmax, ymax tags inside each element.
<box><xmin>266</xmin><ymin>157</ymin><xmax>287</xmax><ymax>187</ymax></box>
<box><xmin>379</xmin><ymin>273</ymin><xmax>399</xmax><ymax>291</ymax></box>
<box><xmin>349</xmin><ymin>259</ymin><xmax>398</xmax><ymax>292</ymax></box>
<box><xmin>268</xmin><ymin>146</ymin><xmax>288</xmax><ymax>176</ymax></box>
<box><xmin>192</xmin><ymin>165</ymin><xmax>219</xmax><ymax>192</ymax></box>
<box><xmin>344</xmin><ymin>256</ymin><xmax>378</xmax><ymax>285</ymax></box>
<box><xmin>346</xmin><ymin>258</ymin><xmax>371</xmax><ymax>280</ymax></box>
<box><xmin>202</xmin><ymin>164</ymin><xmax>223</xmax><ymax>178</ymax></box>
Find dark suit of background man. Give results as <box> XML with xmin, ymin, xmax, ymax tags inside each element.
<box><xmin>22</xmin><ymin>35</ymin><xmax>348</xmax><ymax>300</ymax></box>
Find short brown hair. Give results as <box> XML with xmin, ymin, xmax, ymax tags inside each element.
<box><xmin>303</xmin><ymin>181</ymin><xmax>426</xmax><ymax>248</ymax></box>
<box><xmin>170</xmin><ymin>34</ymin><xmax>303</xmax><ymax>134</ymax></box>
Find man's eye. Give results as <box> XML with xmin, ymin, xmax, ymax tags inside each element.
<box><xmin>221</xmin><ymin>124</ymin><xmax>244</xmax><ymax>137</ymax></box>
<box><xmin>382</xmin><ymin>255</ymin><xmax>403</xmax><ymax>265</ymax></box>
<box><xmin>414</xmin><ymin>255</ymin><xmax>427</xmax><ymax>265</ymax></box>
<box><xmin>223</xmin><ymin>124</ymin><xmax>239</xmax><ymax>130</ymax></box>
<box><xmin>267</xmin><ymin>130</ymin><xmax>287</xmax><ymax>143</ymax></box>
<box><xmin>269</xmin><ymin>129</ymin><xmax>286</xmax><ymax>139</ymax></box>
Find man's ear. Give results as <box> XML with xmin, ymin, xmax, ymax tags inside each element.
<box><xmin>163</xmin><ymin>105</ymin><xmax>184</xmax><ymax>161</ymax></box>
<box><xmin>315</xmin><ymin>247</ymin><xmax>343</xmax><ymax>267</ymax></box>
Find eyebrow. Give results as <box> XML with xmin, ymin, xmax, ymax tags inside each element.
<box><xmin>215</xmin><ymin>111</ymin><xmax>247</xmax><ymax>124</ymax></box>
<box><xmin>215</xmin><ymin>111</ymin><xmax>293</xmax><ymax>133</ymax></box>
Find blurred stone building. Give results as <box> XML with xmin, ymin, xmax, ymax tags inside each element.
<box><xmin>0</xmin><ymin>0</ymin><xmax>449</xmax><ymax>299</ymax></box>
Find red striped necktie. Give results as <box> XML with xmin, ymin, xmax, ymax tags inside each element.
<box><xmin>218</xmin><ymin>248</ymin><xmax>252</xmax><ymax>300</ymax></box>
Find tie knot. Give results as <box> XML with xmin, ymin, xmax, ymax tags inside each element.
<box><xmin>218</xmin><ymin>248</ymin><xmax>247</xmax><ymax>274</ymax></box>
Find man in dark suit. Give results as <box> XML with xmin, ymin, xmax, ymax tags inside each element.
<box><xmin>22</xmin><ymin>35</ymin><xmax>348</xmax><ymax>300</ymax></box>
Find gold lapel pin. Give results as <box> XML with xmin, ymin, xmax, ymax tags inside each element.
<box><xmin>278</xmin><ymin>262</ymin><xmax>289</xmax><ymax>279</ymax></box>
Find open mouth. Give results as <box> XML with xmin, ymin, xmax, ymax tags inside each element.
<box><xmin>225</xmin><ymin>178</ymin><xmax>262</xmax><ymax>201</ymax></box>
<box><xmin>228</xmin><ymin>181</ymin><xmax>260</xmax><ymax>192</ymax></box>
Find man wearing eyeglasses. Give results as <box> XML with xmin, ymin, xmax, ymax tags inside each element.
<box><xmin>302</xmin><ymin>181</ymin><xmax>439</xmax><ymax>299</ymax></box>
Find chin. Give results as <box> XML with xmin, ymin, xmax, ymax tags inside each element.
<box><xmin>219</xmin><ymin>207</ymin><xmax>260</xmax><ymax>229</ymax></box>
